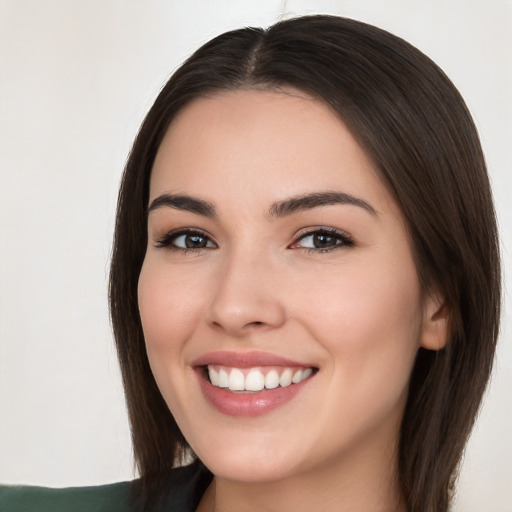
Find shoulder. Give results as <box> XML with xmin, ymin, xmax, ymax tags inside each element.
<box><xmin>0</xmin><ymin>480</ymin><xmax>133</xmax><ymax>512</ymax></box>
<box><xmin>0</xmin><ymin>461</ymin><xmax>212</xmax><ymax>512</ymax></box>
<box><xmin>154</xmin><ymin>460</ymin><xmax>212</xmax><ymax>511</ymax></box>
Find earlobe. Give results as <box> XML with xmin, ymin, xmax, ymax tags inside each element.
<box><xmin>420</xmin><ymin>294</ymin><xmax>450</xmax><ymax>351</ymax></box>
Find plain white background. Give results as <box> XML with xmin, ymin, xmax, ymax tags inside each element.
<box><xmin>0</xmin><ymin>1</ymin><xmax>511</xmax><ymax>511</ymax></box>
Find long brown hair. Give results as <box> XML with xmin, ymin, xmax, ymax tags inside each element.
<box><xmin>109</xmin><ymin>15</ymin><xmax>500</xmax><ymax>511</ymax></box>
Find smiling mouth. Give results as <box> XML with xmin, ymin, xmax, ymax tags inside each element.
<box><xmin>194</xmin><ymin>352</ymin><xmax>318</xmax><ymax>416</ymax></box>
<box><xmin>204</xmin><ymin>365</ymin><xmax>316</xmax><ymax>392</ymax></box>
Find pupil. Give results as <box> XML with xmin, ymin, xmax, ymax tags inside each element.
<box><xmin>185</xmin><ymin>235</ymin><xmax>206</xmax><ymax>248</ymax></box>
<box><xmin>314</xmin><ymin>234</ymin><xmax>335</xmax><ymax>248</ymax></box>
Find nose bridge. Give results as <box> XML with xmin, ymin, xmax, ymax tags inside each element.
<box><xmin>207</xmin><ymin>242</ymin><xmax>286</xmax><ymax>335</ymax></box>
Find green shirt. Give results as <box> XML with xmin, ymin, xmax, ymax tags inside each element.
<box><xmin>0</xmin><ymin>461</ymin><xmax>212</xmax><ymax>512</ymax></box>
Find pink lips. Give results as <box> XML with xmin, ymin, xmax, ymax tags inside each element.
<box><xmin>192</xmin><ymin>350</ymin><xmax>311</xmax><ymax>368</ymax></box>
<box><xmin>192</xmin><ymin>351</ymin><xmax>316</xmax><ymax>417</ymax></box>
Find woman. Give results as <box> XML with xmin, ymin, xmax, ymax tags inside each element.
<box><xmin>1</xmin><ymin>14</ymin><xmax>500</xmax><ymax>512</ymax></box>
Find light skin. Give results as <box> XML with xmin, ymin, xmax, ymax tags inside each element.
<box><xmin>138</xmin><ymin>89</ymin><xmax>448</xmax><ymax>512</ymax></box>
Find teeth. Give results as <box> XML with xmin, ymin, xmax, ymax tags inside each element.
<box><xmin>279</xmin><ymin>368</ymin><xmax>293</xmax><ymax>387</ymax></box>
<box><xmin>218</xmin><ymin>368</ymin><xmax>229</xmax><ymax>388</ymax></box>
<box><xmin>264</xmin><ymin>370</ymin><xmax>280</xmax><ymax>389</ymax></box>
<box><xmin>208</xmin><ymin>367</ymin><xmax>219</xmax><ymax>386</ymax></box>
<box><xmin>229</xmin><ymin>368</ymin><xmax>245</xmax><ymax>391</ymax></box>
<box><xmin>292</xmin><ymin>369</ymin><xmax>303</xmax><ymax>383</ymax></box>
<box><xmin>207</xmin><ymin>366</ymin><xmax>314</xmax><ymax>391</ymax></box>
<box><xmin>245</xmin><ymin>369</ymin><xmax>265</xmax><ymax>391</ymax></box>
<box><xmin>302</xmin><ymin>368</ymin><xmax>313</xmax><ymax>380</ymax></box>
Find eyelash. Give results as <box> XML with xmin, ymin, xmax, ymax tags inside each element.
<box><xmin>292</xmin><ymin>227</ymin><xmax>355</xmax><ymax>253</ymax></box>
<box><xmin>155</xmin><ymin>229</ymin><xmax>215</xmax><ymax>253</ymax></box>
<box><xmin>155</xmin><ymin>227</ymin><xmax>355</xmax><ymax>254</ymax></box>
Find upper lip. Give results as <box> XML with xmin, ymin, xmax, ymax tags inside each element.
<box><xmin>191</xmin><ymin>350</ymin><xmax>315</xmax><ymax>369</ymax></box>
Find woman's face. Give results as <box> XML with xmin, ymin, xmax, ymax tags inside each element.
<box><xmin>138</xmin><ymin>89</ymin><xmax>440</xmax><ymax>483</ymax></box>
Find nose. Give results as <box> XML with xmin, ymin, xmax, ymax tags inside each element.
<box><xmin>207</xmin><ymin>250</ymin><xmax>286</xmax><ymax>336</ymax></box>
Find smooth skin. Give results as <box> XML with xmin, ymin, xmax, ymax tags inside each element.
<box><xmin>138</xmin><ymin>89</ymin><xmax>448</xmax><ymax>512</ymax></box>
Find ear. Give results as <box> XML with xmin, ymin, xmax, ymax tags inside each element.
<box><xmin>420</xmin><ymin>292</ymin><xmax>450</xmax><ymax>351</ymax></box>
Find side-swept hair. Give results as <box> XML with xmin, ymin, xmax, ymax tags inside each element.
<box><xmin>109</xmin><ymin>15</ymin><xmax>500</xmax><ymax>511</ymax></box>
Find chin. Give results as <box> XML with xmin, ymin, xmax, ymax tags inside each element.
<box><xmin>201</xmin><ymin>454</ymin><xmax>300</xmax><ymax>484</ymax></box>
<box><xmin>190</xmin><ymin>432</ymin><xmax>307</xmax><ymax>483</ymax></box>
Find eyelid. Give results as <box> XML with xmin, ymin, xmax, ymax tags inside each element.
<box><xmin>154</xmin><ymin>228</ymin><xmax>217</xmax><ymax>250</ymax></box>
<box><xmin>153</xmin><ymin>226</ymin><xmax>354</xmax><ymax>252</ymax></box>
<box><xmin>289</xmin><ymin>226</ymin><xmax>355</xmax><ymax>251</ymax></box>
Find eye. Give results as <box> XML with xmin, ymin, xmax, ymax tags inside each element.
<box><xmin>291</xmin><ymin>228</ymin><xmax>354</xmax><ymax>252</ymax></box>
<box><xmin>155</xmin><ymin>229</ymin><xmax>216</xmax><ymax>251</ymax></box>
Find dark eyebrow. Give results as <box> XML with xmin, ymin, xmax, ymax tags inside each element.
<box><xmin>268</xmin><ymin>192</ymin><xmax>377</xmax><ymax>217</ymax></box>
<box><xmin>147</xmin><ymin>194</ymin><xmax>216</xmax><ymax>217</ymax></box>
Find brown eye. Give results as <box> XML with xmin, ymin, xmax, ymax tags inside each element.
<box><xmin>156</xmin><ymin>230</ymin><xmax>216</xmax><ymax>250</ymax></box>
<box><xmin>176</xmin><ymin>233</ymin><xmax>211</xmax><ymax>249</ymax></box>
<box><xmin>293</xmin><ymin>228</ymin><xmax>355</xmax><ymax>252</ymax></box>
<box><xmin>311</xmin><ymin>233</ymin><xmax>339</xmax><ymax>249</ymax></box>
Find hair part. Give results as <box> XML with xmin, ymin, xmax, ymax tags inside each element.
<box><xmin>109</xmin><ymin>15</ymin><xmax>500</xmax><ymax>511</ymax></box>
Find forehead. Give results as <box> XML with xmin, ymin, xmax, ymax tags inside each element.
<box><xmin>150</xmin><ymin>89</ymin><xmax>396</xmax><ymax>216</ymax></box>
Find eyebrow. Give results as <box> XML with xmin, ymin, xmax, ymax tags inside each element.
<box><xmin>147</xmin><ymin>191</ymin><xmax>377</xmax><ymax>218</ymax></box>
<box><xmin>268</xmin><ymin>191</ymin><xmax>377</xmax><ymax>218</ymax></box>
<box><xmin>148</xmin><ymin>194</ymin><xmax>216</xmax><ymax>217</ymax></box>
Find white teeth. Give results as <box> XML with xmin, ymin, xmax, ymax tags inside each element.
<box><xmin>218</xmin><ymin>368</ymin><xmax>229</xmax><ymax>388</ymax></box>
<box><xmin>302</xmin><ymin>368</ymin><xmax>313</xmax><ymax>380</ymax></box>
<box><xmin>279</xmin><ymin>368</ymin><xmax>293</xmax><ymax>387</ymax></box>
<box><xmin>208</xmin><ymin>366</ymin><xmax>314</xmax><ymax>391</ymax></box>
<box><xmin>208</xmin><ymin>367</ymin><xmax>219</xmax><ymax>386</ymax></box>
<box><xmin>264</xmin><ymin>370</ymin><xmax>280</xmax><ymax>389</ymax></box>
<box><xmin>292</xmin><ymin>369</ymin><xmax>303</xmax><ymax>384</ymax></box>
<box><xmin>245</xmin><ymin>370</ymin><xmax>265</xmax><ymax>391</ymax></box>
<box><xmin>229</xmin><ymin>368</ymin><xmax>245</xmax><ymax>391</ymax></box>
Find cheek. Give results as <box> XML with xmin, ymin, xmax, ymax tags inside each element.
<box><xmin>293</xmin><ymin>260</ymin><xmax>423</xmax><ymax>448</ymax></box>
<box><xmin>137</xmin><ymin>259</ymin><xmax>210</xmax><ymax>425</ymax></box>
<box><xmin>301</xmin><ymin>252</ymin><xmax>423</xmax><ymax>393</ymax></box>
<box><xmin>137</xmin><ymin>260</ymin><xmax>204</xmax><ymax>362</ymax></box>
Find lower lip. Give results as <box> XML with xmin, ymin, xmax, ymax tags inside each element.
<box><xmin>196</xmin><ymin>369</ymin><xmax>313</xmax><ymax>417</ymax></box>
